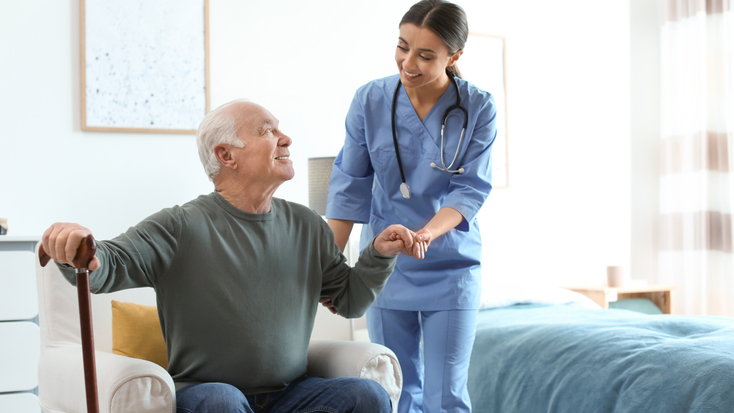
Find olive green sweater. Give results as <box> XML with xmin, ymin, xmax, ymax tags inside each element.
<box><xmin>57</xmin><ymin>192</ymin><xmax>396</xmax><ymax>394</ymax></box>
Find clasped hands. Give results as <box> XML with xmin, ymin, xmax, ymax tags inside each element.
<box><xmin>320</xmin><ymin>225</ymin><xmax>432</xmax><ymax>314</ymax></box>
<box><xmin>373</xmin><ymin>224</ymin><xmax>432</xmax><ymax>261</ymax></box>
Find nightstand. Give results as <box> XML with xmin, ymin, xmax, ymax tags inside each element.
<box><xmin>566</xmin><ymin>285</ymin><xmax>678</xmax><ymax>314</ymax></box>
<box><xmin>0</xmin><ymin>237</ymin><xmax>41</xmax><ymax>412</ymax></box>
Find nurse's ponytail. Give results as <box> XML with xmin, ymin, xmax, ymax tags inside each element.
<box><xmin>400</xmin><ymin>0</ymin><xmax>468</xmax><ymax>80</ymax></box>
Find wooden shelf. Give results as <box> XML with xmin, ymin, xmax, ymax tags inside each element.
<box><xmin>566</xmin><ymin>285</ymin><xmax>679</xmax><ymax>314</ymax></box>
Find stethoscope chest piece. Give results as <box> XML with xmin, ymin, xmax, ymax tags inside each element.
<box><xmin>400</xmin><ymin>182</ymin><xmax>411</xmax><ymax>199</ymax></box>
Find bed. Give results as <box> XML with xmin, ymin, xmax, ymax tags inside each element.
<box><xmin>467</xmin><ymin>284</ymin><xmax>734</xmax><ymax>413</ymax></box>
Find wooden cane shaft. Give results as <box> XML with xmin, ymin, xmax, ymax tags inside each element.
<box><xmin>77</xmin><ymin>271</ymin><xmax>100</xmax><ymax>413</ymax></box>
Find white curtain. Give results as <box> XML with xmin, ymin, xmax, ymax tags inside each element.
<box><xmin>659</xmin><ymin>0</ymin><xmax>734</xmax><ymax>316</ymax></box>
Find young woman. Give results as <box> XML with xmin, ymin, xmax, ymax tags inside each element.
<box><xmin>325</xmin><ymin>1</ymin><xmax>497</xmax><ymax>412</ymax></box>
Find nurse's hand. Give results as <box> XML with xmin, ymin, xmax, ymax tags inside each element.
<box><xmin>412</xmin><ymin>229</ymin><xmax>433</xmax><ymax>260</ymax></box>
<box><xmin>374</xmin><ymin>224</ymin><xmax>415</xmax><ymax>257</ymax></box>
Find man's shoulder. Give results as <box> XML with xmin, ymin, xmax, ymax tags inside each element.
<box><xmin>272</xmin><ymin>198</ymin><xmax>323</xmax><ymax>220</ymax></box>
<box><xmin>182</xmin><ymin>192</ymin><xmax>218</xmax><ymax>207</ymax></box>
<box><xmin>272</xmin><ymin>199</ymin><xmax>330</xmax><ymax>234</ymax></box>
<box><xmin>171</xmin><ymin>193</ymin><xmax>220</xmax><ymax>216</ymax></box>
<box><xmin>140</xmin><ymin>193</ymin><xmax>217</xmax><ymax>225</ymax></box>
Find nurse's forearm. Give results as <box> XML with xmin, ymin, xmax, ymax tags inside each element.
<box><xmin>423</xmin><ymin>207</ymin><xmax>464</xmax><ymax>239</ymax></box>
<box><xmin>328</xmin><ymin>219</ymin><xmax>354</xmax><ymax>252</ymax></box>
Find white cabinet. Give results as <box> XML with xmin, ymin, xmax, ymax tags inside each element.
<box><xmin>0</xmin><ymin>237</ymin><xmax>41</xmax><ymax>412</ymax></box>
<box><xmin>0</xmin><ymin>394</ymin><xmax>40</xmax><ymax>412</ymax></box>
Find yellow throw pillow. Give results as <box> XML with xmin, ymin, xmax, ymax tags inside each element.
<box><xmin>111</xmin><ymin>300</ymin><xmax>168</xmax><ymax>369</ymax></box>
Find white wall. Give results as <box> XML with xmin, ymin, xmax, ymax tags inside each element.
<box><xmin>466</xmin><ymin>1</ymin><xmax>632</xmax><ymax>286</ymax></box>
<box><xmin>629</xmin><ymin>0</ymin><xmax>661</xmax><ymax>284</ymax></box>
<box><xmin>1</xmin><ymin>1</ymin><xmax>213</xmax><ymax>240</ymax></box>
<box><xmin>1</xmin><ymin>0</ymin><xmax>635</xmax><ymax>339</ymax></box>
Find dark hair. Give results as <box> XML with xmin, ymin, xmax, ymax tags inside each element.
<box><xmin>400</xmin><ymin>0</ymin><xmax>468</xmax><ymax>79</ymax></box>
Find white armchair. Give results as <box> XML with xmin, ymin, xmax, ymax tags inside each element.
<box><xmin>35</xmin><ymin>249</ymin><xmax>402</xmax><ymax>413</ymax></box>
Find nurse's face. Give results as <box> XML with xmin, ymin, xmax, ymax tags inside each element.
<box><xmin>395</xmin><ymin>23</ymin><xmax>460</xmax><ymax>90</ymax></box>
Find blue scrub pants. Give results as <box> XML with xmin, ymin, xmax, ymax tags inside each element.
<box><xmin>367</xmin><ymin>307</ymin><xmax>478</xmax><ymax>413</ymax></box>
<box><xmin>175</xmin><ymin>374</ymin><xmax>391</xmax><ymax>413</ymax></box>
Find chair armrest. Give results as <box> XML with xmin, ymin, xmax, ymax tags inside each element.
<box><xmin>308</xmin><ymin>339</ymin><xmax>402</xmax><ymax>413</ymax></box>
<box><xmin>39</xmin><ymin>345</ymin><xmax>175</xmax><ymax>413</ymax></box>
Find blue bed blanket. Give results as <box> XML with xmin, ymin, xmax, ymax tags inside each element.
<box><xmin>467</xmin><ymin>305</ymin><xmax>734</xmax><ymax>413</ymax></box>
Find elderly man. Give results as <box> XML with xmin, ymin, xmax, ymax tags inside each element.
<box><xmin>42</xmin><ymin>99</ymin><xmax>417</xmax><ymax>413</ymax></box>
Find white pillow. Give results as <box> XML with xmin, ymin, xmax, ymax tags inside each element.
<box><xmin>480</xmin><ymin>282</ymin><xmax>601</xmax><ymax>310</ymax></box>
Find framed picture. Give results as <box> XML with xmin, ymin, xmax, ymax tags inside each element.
<box><xmin>460</xmin><ymin>33</ymin><xmax>509</xmax><ymax>188</ymax></box>
<box><xmin>80</xmin><ymin>0</ymin><xmax>210</xmax><ymax>134</ymax></box>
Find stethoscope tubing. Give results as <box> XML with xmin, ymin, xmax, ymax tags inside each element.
<box><xmin>391</xmin><ymin>75</ymin><xmax>468</xmax><ymax>199</ymax></box>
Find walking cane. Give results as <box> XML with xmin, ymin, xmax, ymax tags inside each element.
<box><xmin>39</xmin><ymin>235</ymin><xmax>99</xmax><ymax>413</ymax></box>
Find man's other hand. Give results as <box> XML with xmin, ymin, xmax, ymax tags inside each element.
<box><xmin>42</xmin><ymin>222</ymin><xmax>100</xmax><ymax>270</ymax></box>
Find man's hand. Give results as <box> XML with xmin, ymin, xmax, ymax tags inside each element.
<box><xmin>319</xmin><ymin>224</ymin><xmax>422</xmax><ymax>314</ymax></box>
<box><xmin>319</xmin><ymin>297</ymin><xmax>338</xmax><ymax>314</ymax></box>
<box><xmin>42</xmin><ymin>222</ymin><xmax>100</xmax><ymax>271</ymax></box>
<box><xmin>373</xmin><ymin>224</ymin><xmax>417</xmax><ymax>257</ymax></box>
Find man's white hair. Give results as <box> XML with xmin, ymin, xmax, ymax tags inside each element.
<box><xmin>196</xmin><ymin>99</ymin><xmax>249</xmax><ymax>181</ymax></box>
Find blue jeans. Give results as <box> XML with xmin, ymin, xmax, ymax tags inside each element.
<box><xmin>176</xmin><ymin>375</ymin><xmax>392</xmax><ymax>413</ymax></box>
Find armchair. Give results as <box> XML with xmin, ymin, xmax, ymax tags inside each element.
<box><xmin>35</xmin><ymin>247</ymin><xmax>402</xmax><ymax>413</ymax></box>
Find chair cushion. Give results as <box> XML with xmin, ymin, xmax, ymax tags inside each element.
<box><xmin>111</xmin><ymin>300</ymin><xmax>168</xmax><ymax>369</ymax></box>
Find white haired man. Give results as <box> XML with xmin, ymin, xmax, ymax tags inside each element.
<box><xmin>42</xmin><ymin>99</ymin><xmax>417</xmax><ymax>413</ymax></box>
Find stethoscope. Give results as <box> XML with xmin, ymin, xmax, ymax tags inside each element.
<box><xmin>391</xmin><ymin>75</ymin><xmax>467</xmax><ymax>199</ymax></box>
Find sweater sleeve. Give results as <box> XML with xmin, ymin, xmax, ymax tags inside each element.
<box><xmin>55</xmin><ymin>207</ymin><xmax>181</xmax><ymax>293</ymax></box>
<box><xmin>318</xmin><ymin>228</ymin><xmax>397</xmax><ymax>319</ymax></box>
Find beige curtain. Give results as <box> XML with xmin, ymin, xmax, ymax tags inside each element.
<box><xmin>659</xmin><ymin>0</ymin><xmax>734</xmax><ymax>316</ymax></box>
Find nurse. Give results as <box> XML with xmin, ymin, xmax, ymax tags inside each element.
<box><xmin>325</xmin><ymin>1</ymin><xmax>496</xmax><ymax>412</ymax></box>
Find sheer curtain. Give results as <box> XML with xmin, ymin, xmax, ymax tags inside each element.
<box><xmin>659</xmin><ymin>0</ymin><xmax>734</xmax><ymax>316</ymax></box>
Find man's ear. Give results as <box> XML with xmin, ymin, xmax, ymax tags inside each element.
<box><xmin>214</xmin><ymin>144</ymin><xmax>237</xmax><ymax>171</ymax></box>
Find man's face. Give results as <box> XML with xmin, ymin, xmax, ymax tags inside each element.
<box><xmin>231</xmin><ymin>102</ymin><xmax>294</xmax><ymax>185</ymax></box>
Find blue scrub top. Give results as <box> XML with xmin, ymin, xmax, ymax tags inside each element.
<box><xmin>326</xmin><ymin>74</ymin><xmax>497</xmax><ymax>311</ymax></box>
